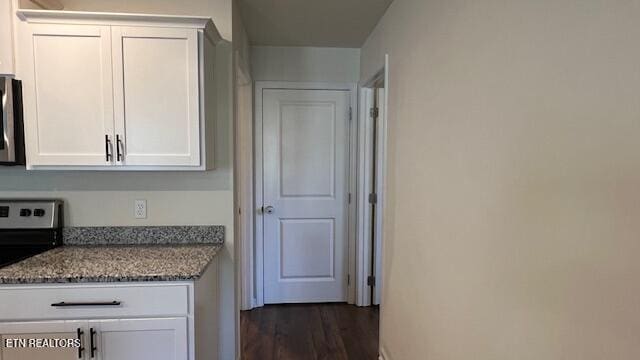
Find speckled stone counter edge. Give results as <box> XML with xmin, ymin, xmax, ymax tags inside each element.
<box><xmin>63</xmin><ymin>226</ymin><xmax>225</xmax><ymax>245</ymax></box>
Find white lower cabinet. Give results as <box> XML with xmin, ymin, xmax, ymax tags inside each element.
<box><xmin>0</xmin><ymin>318</ymin><xmax>187</xmax><ymax>360</ymax></box>
<box><xmin>0</xmin><ymin>259</ymin><xmax>219</xmax><ymax>360</ymax></box>
<box><xmin>92</xmin><ymin>318</ymin><xmax>187</xmax><ymax>360</ymax></box>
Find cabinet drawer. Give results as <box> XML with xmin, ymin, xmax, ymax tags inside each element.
<box><xmin>0</xmin><ymin>284</ymin><xmax>190</xmax><ymax>321</ymax></box>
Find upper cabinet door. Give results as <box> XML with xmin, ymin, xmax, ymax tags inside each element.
<box><xmin>112</xmin><ymin>27</ymin><xmax>201</xmax><ymax>167</ymax></box>
<box><xmin>22</xmin><ymin>24</ymin><xmax>115</xmax><ymax>166</ymax></box>
<box><xmin>0</xmin><ymin>0</ymin><xmax>15</xmax><ymax>75</ymax></box>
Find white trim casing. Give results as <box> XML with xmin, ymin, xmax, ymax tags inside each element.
<box><xmin>235</xmin><ymin>56</ymin><xmax>254</xmax><ymax>311</ymax></box>
<box><xmin>378</xmin><ymin>56</ymin><xmax>390</xmax><ymax>307</ymax></box>
<box><xmin>253</xmin><ymin>81</ymin><xmax>358</xmax><ymax>307</ymax></box>
<box><xmin>356</xmin><ymin>87</ymin><xmax>374</xmax><ymax>306</ymax></box>
<box><xmin>356</xmin><ymin>55</ymin><xmax>390</xmax><ymax>307</ymax></box>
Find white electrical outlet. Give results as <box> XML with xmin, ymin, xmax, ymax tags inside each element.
<box><xmin>134</xmin><ymin>199</ymin><xmax>147</xmax><ymax>219</ymax></box>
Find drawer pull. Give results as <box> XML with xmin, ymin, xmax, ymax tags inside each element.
<box><xmin>90</xmin><ymin>327</ymin><xmax>97</xmax><ymax>358</ymax></box>
<box><xmin>51</xmin><ymin>301</ymin><xmax>122</xmax><ymax>307</ymax></box>
<box><xmin>76</xmin><ymin>328</ymin><xmax>84</xmax><ymax>359</ymax></box>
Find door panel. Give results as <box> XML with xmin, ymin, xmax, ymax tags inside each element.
<box><xmin>0</xmin><ymin>321</ymin><xmax>84</xmax><ymax>360</ymax></box>
<box><xmin>22</xmin><ymin>24</ymin><xmax>114</xmax><ymax>166</ymax></box>
<box><xmin>280</xmin><ymin>218</ymin><xmax>335</xmax><ymax>279</ymax></box>
<box><xmin>263</xmin><ymin>89</ymin><xmax>350</xmax><ymax>304</ymax></box>
<box><xmin>92</xmin><ymin>318</ymin><xmax>187</xmax><ymax>360</ymax></box>
<box><xmin>280</xmin><ymin>102</ymin><xmax>336</xmax><ymax>197</ymax></box>
<box><xmin>112</xmin><ymin>27</ymin><xmax>200</xmax><ymax>166</ymax></box>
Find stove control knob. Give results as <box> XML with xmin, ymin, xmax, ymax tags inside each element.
<box><xmin>19</xmin><ymin>209</ymin><xmax>32</xmax><ymax>217</ymax></box>
<box><xmin>33</xmin><ymin>209</ymin><xmax>46</xmax><ymax>217</ymax></box>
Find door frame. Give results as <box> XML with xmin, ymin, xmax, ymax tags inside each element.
<box><xmin>356</xmin><ymin>56</ymin><xmax>389</xmax><ymax>306</ymax></box>
<box><xmin>235</xmin><ymin>54</ymin><xmax>254</xmax><ymax>311</ymax></box>
<box><xmin>253</xmin><ymin>81</ymin><xmax>358</xmax><ymax>308</ymax></box>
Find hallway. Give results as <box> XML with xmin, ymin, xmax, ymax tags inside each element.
<box><xmin>241</xmin><ymin>304</ymin><xmax>379</xmax><ymax>360</ymax></box>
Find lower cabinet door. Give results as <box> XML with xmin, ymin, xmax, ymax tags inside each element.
<box><xmin>91</xmin><ymin>318</ymin><xmax>187</xmax><ymax>360</ymax></box>
<box><xmin>0</xmin><ymin>321</ymin><xmax>86</xmax><ymax>360</ymax></box>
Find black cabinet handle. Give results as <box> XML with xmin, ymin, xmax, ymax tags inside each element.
<box><xmin>116</xmin><ymin>134</ymin><xmax>123</xmax><ymax>162</ymax></box>
<box><xmin>51</xmin><ymin>301</ymin><xmax>121</xmax><ymax>307</ymax></box>
<box><xmin>105</xmin><ymin>135</ymin><xmax>113</xmax><ymax>162</ymax></box>
<box><xmin>90</xmin><ymin>327</ymin><xmax>97</xmax><ymax>358</ymax></box>
<box><xmin>76</xmin><ymin>328</ymin><xmax>84</xmax><ymax>359</ymax></box>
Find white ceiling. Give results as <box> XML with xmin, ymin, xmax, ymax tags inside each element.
<box><xmin>239</xmin><ymin>0</ymin><xmax>394</xmax><ymax>48</ymax></box>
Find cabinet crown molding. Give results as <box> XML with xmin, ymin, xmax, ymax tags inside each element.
<box><xmin>16</xmin><ymin>9</ymin><xmax>222</xmax><ymax>43</ymax></box>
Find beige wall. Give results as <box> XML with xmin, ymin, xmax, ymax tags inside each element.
<box><xmin>252</xmin><ymin>46</ymin><xmax>360</xmax><ymax>83</ymax></box>
<box><xmin>20</xmin><ymin>0</ymin><xmax>232</xmax><ymax>40</ymax></box>
<box><xmin>362</xmin><ymin>0</ymin><xmax>640</xmax><ymax>359</ymax></box>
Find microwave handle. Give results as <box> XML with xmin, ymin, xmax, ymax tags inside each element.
<box><xmin>0</xmin><ymin>89</ymin><xmax>4</xmax><ymax>150</ymax></box>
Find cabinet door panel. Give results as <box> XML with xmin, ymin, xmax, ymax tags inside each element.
<box><xmin>92</xmin><ymin>318</ymin><xmax>187</xmax><ymax>360</ymax></box>
<box><xmin>0</xmin><ymin>0</ymin><xmax>14</xmax><ymax>75</ymax></box>
<box><xmin>0</xmin><ymin>321</ymin><xmax>85</xmax><ymax>360</ymax></box>
<box><xmin>112</xmin><ymin>27</ymin><xmax>200</xmax><ymax>166</ymax></box>
<box><xmin>22</xmin><ymin>24</ymin><xmax>114</xmax><ymax>166</ymax></box>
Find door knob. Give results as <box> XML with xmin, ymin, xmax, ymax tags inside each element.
<box><xmin>264</xmin><ymin>206</ymin><xmax>275</xmax><ymax>214</ymax></box>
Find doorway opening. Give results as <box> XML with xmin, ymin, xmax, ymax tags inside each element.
<box><xmin>252</xmin><ymin>81</ymin><xmax>358</xmax><ymax>307</ymax></box>
<box><xmin>241</xmin><ymin>67</ymin><xmax>389</xmax><ymax>358</ymax></box>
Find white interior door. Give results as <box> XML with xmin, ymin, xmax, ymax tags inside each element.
<box><xmin>112</xmin><ymin>26</ymin><xmax>200</xmax><ymax>166</ymax></box>
<box><xmin>262</xmin><ymin>89</ymin><xmax>350</xmax><ymax>304</ymax></box>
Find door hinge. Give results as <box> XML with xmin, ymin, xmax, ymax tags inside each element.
<box><xmin>367</xmin><ymin>276</ymin><xmax>376</xmax><ymax>287</ymax></box>
<box><xmin>348</xmin><ymin>193</ymin><xmax>352</xmax><ymax>204</ymax></box>
<box><xmin>368</xmin><ymin>193</ymin><xmax>378</xmax><ymax>205</ymax></box>
<box><xmin>347</xmin><ymin>274</ymin><xmax>351</xmax><ymax>285</ymax></box>
<box><xmin>349</xmin><ymin>107</ymin><xmax>353</xmax><ymax>121</ymax></box>
<box><xmin>370</xmin><ymin>107</ymin><xmax>379</xmax><ymax>119</ymax></box>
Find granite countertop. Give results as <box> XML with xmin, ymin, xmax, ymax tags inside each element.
<box><xmin>0</xmin><ymin>244</ymin><xmax>222</xmax><ymax>284</ymax></box>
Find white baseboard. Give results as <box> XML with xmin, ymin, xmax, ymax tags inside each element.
<box><xmin>379</xmin><ymin>345</ymin><xmax>390</xmax><ymax>360</ymax></box>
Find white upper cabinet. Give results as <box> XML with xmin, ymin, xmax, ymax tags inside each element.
<box><xmin>112</xmin><ymin>27</ymin><xmax>200</xmax><ymax>167</ymax></box>
<box><xmin>0</xmin><ymin>0</ymin><xmax>15</xmax><ymax>75</ymax></box>
<box><xmin>22</xmin><ymin>24</ymin><xmax>115</xmax><ymax>166</ymax></box>
<box><xmin>15</xmin><ymin>11</ymin><xmax>219</xmax><ymax>170</ymax></box>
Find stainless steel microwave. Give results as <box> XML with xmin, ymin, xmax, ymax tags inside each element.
<box><xmin>0</xmin><ymin>77</ymin><xmax>25</xmax><ymax>165</ymax></box>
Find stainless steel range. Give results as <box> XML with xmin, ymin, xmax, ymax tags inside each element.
<box><xmin>0</xmin><ymin>200</ymin><xmax>63</xmax><ymax>268</ymax></box>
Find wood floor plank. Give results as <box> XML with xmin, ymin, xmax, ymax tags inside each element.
<box><xmin>241</xmin><ymin>303</ymin><xmax>379</xmax><ymax>360</ymax></box>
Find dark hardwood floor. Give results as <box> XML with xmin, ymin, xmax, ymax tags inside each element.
<box><xmin>241</xmin><ymin>303</ymin><xmax>379</xmax><ymax>360</ymax></box>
